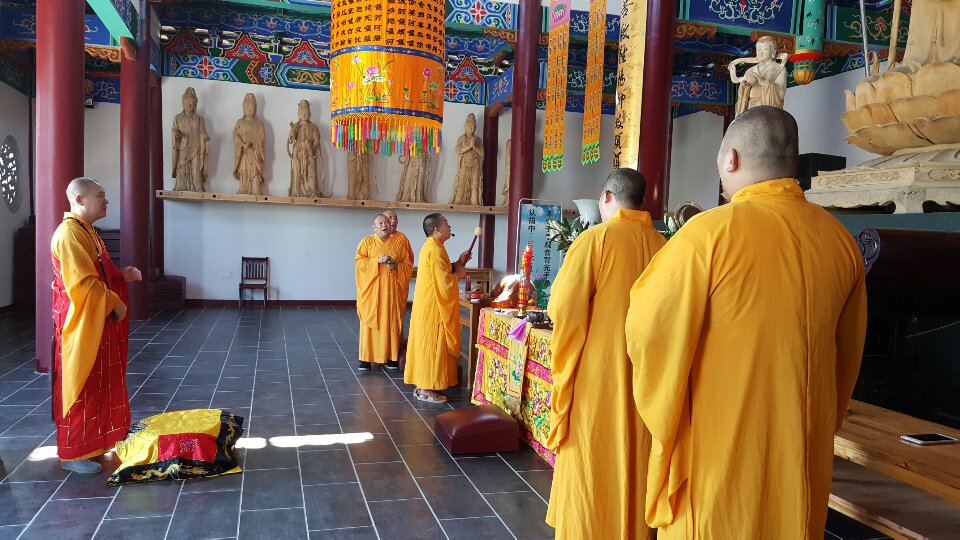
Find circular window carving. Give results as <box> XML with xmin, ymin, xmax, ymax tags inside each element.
<box><xmin>0</xmin><ymin>136</ymin><xmax>20</xmax><ymax>212</ymax></box>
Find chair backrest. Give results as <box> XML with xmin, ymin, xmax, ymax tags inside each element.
<box><xmin>241</xmin><ymin>257</ymin><xmax>269</xmax><ymax>283</ymax></box>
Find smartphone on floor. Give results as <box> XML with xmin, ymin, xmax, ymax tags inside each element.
<box><xmin>900</xmin><ymin>433</ymin><xmax>959</xmax><ymax>446</ymax></box>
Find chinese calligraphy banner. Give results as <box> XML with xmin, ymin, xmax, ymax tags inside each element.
<box><xmin>581</xmin><ymin>0</ymin><xmax>605</xmax><ymax>165</ymax></box>
<box><xmin>518</xmin><ymin>202</ymin><xmax>562</xmax><ymax>309</ymax></box>
<box><xmin>542</xmin><ymin>0</ymin><xmax>571</xmax><ymax>172</ymax></box>
<box><xmin>329</xmin><ymin>0</ymin><xmax>445</xmax><ymax>156</ymax></box>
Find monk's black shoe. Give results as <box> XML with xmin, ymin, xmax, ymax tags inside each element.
<box><xmin>358</xmin><ymin>361</ymin><xmax>371</xmax><ymax>371</ymax></box>
<box><xmin>384</xmin><ymin>360</ymin><xmax>399</xmax><ymax>370</ymax></box>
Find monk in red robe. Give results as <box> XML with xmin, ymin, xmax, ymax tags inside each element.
<box><xmin>52</xmin><ymin>177</ymin><xmax>141</xmax><ymax>473</ymax></box>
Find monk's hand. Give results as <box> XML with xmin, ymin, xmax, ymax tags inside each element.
<box><xmin>112</xmin><ymin>301</ymin><xmax>127</xmax><ymax>321</ymax></box>
<box><xmin>378</xmin><ymin>255</ymin><xmax>389</xmax><ymax>264</ymax></box>
<box><xmin>454</xmin><ymin>264</ymin><xmax>467</xmax><ymax>279</ymax></box>
<box><xmin>457</xmin><ymin>250</ymin><xmax>473</xmax><ymax>266</ymax></box>
<box><xmin>121</xmin><ymin>266</ymin><xmax>142</xmax><ymax>282</ymax></box>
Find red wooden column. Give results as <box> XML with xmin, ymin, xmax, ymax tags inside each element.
<box><xmin>638</xmin><ymin>0</ymin><xmax>677</xmax><ymax>217</ymax></box>
<box><xmin>120</xmin><ymin>10</ymin><xmax>151</xmax><ymax>320</ymax></box>
<box><xmin>149</xmin><ymin>75</ymin><xmax>164</xmax><ymax>281</ymax></box>
<box><xmin>34</xmin><ymin>1</ymin><xmax>86</xmax><ymax>373</ymax></box>
<box><xmin>506</xmin><ymin>0</ymin><xmax>541</xmax><ymax>273</ymax></box>
<box><xmin>479</xmin><ymin>106</ymin><xmax>500</xmax><ymax>269</ymax></box>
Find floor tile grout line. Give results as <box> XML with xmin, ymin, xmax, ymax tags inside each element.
<box><xmin>234</xmin><ymin>306</ymin><xmax>262</xmax><ymax>539</ymax></box>
<box><xmin>320</xmin><ymin>319</ymin><xmax>381</xmax><ymax>540</ymax></box>
<box><xmin>278</xmin><ymin>309</ymin><xmax>311</xmax><ymax>536</ymax></box>
<box><xmin>162</xmin><ymin>307</ymin><xmax>237</xmax><ymax>540</ymax></box>
<box><xmin>345</xmin><ymin>358</ymin><xmax>452</xmax><ymax>539</ymax></box>
<box><xmin>310</xmin><ymin>314</ymin><xmax>380</xmax><ymax>540</ymax></box>
<box><xmin>381</xmin><ymin>362</ymin><xmax>518</xmax><ymax>539</ymax></box>
<box><xmin>17</xmin><ymin>310</ymin><xmax>184</xmax><ymax>540</ymax></box>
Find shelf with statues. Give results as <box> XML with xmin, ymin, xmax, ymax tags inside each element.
<box><xmin>154</xmin><ymin>190</ymin><xmax>508</xmax><ymax>215</ymax></box>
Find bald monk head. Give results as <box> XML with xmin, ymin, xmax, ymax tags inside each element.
<box><xmin>66</xmin><ymin>177</ymin><xmax>108</xmax><ymax>224</ymax></box>
<box><xmin>717</xmin><ymin>105</ymin><xmax>799</xmax><ymax>200</ymax></box>
<box><xmin>372</xmin><ymin>214</ymin><xmax>391</xmax><ymax>241</ymax></box>
<box><xmin>382</xmin><ymin>210</ymin><xmax>398</xmax><ymax>235</ymax></box>
<box><xmin>422</xmin><ymin>212</ymin><xmax>452</xmax><ymax>243</ymax></box>
<box><xmin>598</xmin><ymin>168</ymin><xmax>647</xmax><ymax>222</ymax></box>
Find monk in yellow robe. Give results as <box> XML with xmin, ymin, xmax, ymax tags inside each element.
<box><xmin>626</xmin><ymin>107</ymin><xmax>867</xmax><ymax>538</ymax></box>
<box><xmin>546</xmin><ymin>168</ymin><xmax>665</xmax><ymax>540</ymax></box>
<box><xmin>382</xmin><ymin>210</ymin><xmax>415</xmax><ymax>350</ymax></box>
<box><xmin>355</xmin><ymin>214</ymin><xmax>413</xmax><ymax>371</ymax></box>
<box><xmin>404</xmin><ymin>213</ymin><xmax>470</xmax><ymax>403</ymax></box>
<box><xmin>52</xmin><ymin>177</ymin><xmax>142</xmax><ymax>474</ymax></box>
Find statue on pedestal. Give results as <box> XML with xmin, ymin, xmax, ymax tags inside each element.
<box><xmin>728</xmin><ymin>36</ymin><xmax>789</xmax><ymax>117</ymax></box>
<box><xmin>232</xmin><ymin>93</ymin><xmax>266</xmax><ymax>195</ymax></box>
<box><xmin>287</xmin><ymin>100</ymin><xmax>327</xmax><ymax>198</ymax></box>
<box><xmin>347</xmin><ymin>151</ymin><xmax>371</xmax><ymax>200</ymax></box>
<box><xmin>171</xmin><ymin>87</ymin><xmax>210</xmax><ymax>192</ymax></box>
<box><xmin>396</xmin><ymin>153</ymin><xmax>430</xmax><ymax>203</ymax></box>
<box><xmin>449</xmin><ymin>113</ymin><xmax>484</xmax><ymax>206</ymax></box>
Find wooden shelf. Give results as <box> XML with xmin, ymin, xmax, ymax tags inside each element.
<box><xmin>156</xmin><ymin>190</ymin><xmax>508</xmax><ymax>214</ymax></box>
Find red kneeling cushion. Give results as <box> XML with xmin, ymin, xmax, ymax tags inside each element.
<box><xmin>435</xmin><ymin>405</ymin><xmax>520</xmax><ymax>455</ymax></box>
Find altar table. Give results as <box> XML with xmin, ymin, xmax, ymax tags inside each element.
<box><xmin>471</xmin><ymin>308</ymin><xmax>556</xmax><ymax>465</ymax></box>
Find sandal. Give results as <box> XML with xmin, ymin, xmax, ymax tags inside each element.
<box><xmin>416</xmin><ymin>390</ymin><xmax>448</xmax><ymax>403</ymax></box>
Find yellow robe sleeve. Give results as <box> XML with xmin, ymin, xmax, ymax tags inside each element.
<box><xmin>393</xmin><ymin>238</ymin><xmax>414</xmax><ymax>295</ymax></box>
<box><xmin>429</xmin><ymin>242</ymin><xmax>460</xmax><ymax>357</ymax></box>
<box><xmin>545</xmin><ymin>231</ymin><xmax>599</xmax><ymax>452</ymax></box>
<box><xmin>355</xmin><ymin>237</ymin><xmax>380</xmax><ymax>329</ymax></box>
<box><xmin>625</xmin><ymin>235</ymin><xmax>711</xmax><ymax>527</ymax></box>
<box><xmin>53</xmin><ymin>223</ymin><xmax>121</xmax><ymax>417</ymax></box>
<box><xmin>834</xmin><ymin>264</ymin><xmax>867</xmax><ymax>431</ymax></box>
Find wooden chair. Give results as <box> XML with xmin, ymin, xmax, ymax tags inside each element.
<box><xmin>239</xmin><ymin>257</ymin><xmax>269</xmax><ymax>308</ymax></box>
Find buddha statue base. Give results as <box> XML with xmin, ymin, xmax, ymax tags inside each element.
<box><xmin>805</xmin><ymin>143</ymin><xmax>960</xmax><ymax>213</ymax></box>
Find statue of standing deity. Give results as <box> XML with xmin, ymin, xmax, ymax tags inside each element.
<box><xmin>171</xmin><ymin>87</ymin><xmax>210</xmax><ymax>192</ymax></box>
<box><xmin>449</xmin><ymin>113</ymin><xmax>484</xmax><ymax>206</ymax></box>
<box><xmin>728</xmin><ymin>36</ymin><xmax>789</xmax><ymax>117</ymax></box>
<box><xmin>396</xmin><ymin>153</ymin><xmax>430</xmax><ymax>203</ymax></box>
<box><xmin>287</xmin><ymin>100</ymin><xmax>327</xmax><ymax>198</ymax></box>
<box><xmin>233</xmin><ymin>93</ymin><xmax>266</xmax><ymax>195</ymax></box>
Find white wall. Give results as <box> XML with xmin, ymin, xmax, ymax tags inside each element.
<box><xmin>668</xmin><ymin>112</ymin><xmax>726</xmax><ymax>211</ymax></box>
<box><xmin>84</xmin><ymin>102</ymin><xmax>121</xmax><ymax>229</ymax></box>
<box><xmin>0</xmin><ymin>81</ymin><xmax>32</xmax><ymax>307</ymax></box>
<box><xmin>784</xmin><ymin>68</ymin><xmax>875</xmax><ymax>168</ymax></box>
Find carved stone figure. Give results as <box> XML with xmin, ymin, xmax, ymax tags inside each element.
<box><xmin>287</xmin><ymin>100</ymin><xmax>327</xmax><ymax>198</ymax></box>
<box><xmin>501</xmin><ymin>138</ymin><xmax>511</xmax><ymax>206</ymax></box>
<box><xmin>449</xmin><ymin>113</ymin><xmax>484</xmax><ymax>206</ymax></box>
<box><xmin>233</xmin><ymin>93</ymin><xmax>266</xmax><ymax>195</ymax></box>
<box><xmin>898</xmin><ymin>0</ymin><xmax>960</xmax><ymax>71</ymax></box>
<box><xmin>347</xmin><ymin>151</ymin><xmax>371</xmax><ymax>200</ymax></box>
<box><xmin>171</xmin><ymin>87</ymin><xmax>210</xmax><ymax>192</ymax></box>
<box><xmin>728</xmin><ymin>36</ymin><xmax>789</xmax><ymax>117</ymax></box>
<box><xmin>396</xmin><ymin>153</ymin><xmax>430</xmax><ymax>203</ymax></box>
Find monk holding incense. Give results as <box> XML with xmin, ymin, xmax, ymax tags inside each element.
<box><xmin>52</xmin><ymin>177</ymin><xmax>141</xmax><ymax>473</ymax></box>
<box><xmin>546</xmin><ymin>168</ymin><xmax>665</xmax><ymax>540</ymax></box>
<box><xmin>355</xmin><ymin>214</ymin><xmax>413</xmax><ymax>371</ymax></box>
<box><xmin>405</xmin><ymin>213</ymin><xmax>470</xmax><ymax>403</ymax></box>
<box><xmin>626</xmin><ymin>106</ymin><xmax>867</xmax><ymax>537</ymax></box>
<box><xmin>382</xmin><ymin>210</ymin><xmax>414</xmax><ymax>361</ymax></box>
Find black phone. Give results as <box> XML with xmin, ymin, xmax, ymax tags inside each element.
<box><xmin>900</xmin><ymin>433</ymin><xmax>959</xmax><ymax>446</ymax></box>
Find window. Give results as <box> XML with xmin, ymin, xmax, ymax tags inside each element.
<box><xmin>0</xmin><ymin>136</ymin><xmax>20</xmax><ymax>212</ymax></box>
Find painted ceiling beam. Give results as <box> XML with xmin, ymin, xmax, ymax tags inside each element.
<box><xmin>87</xmin><ymin>0</ymin><xmax>139</xmax><ymax>43</ymax></box>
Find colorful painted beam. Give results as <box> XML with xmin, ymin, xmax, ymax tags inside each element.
<box><xmin>87</xmin><ymin>0</ymin><xmax>139</xmax><ymax>43</ymax></box>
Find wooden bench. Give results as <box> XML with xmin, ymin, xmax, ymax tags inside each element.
<box><xmin>830</xmin><ymin>400</ymin><xmax>960</xmax><ymax>538</ymax></box>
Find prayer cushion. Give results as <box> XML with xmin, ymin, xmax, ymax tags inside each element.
<box><xmin>435</xmin><ymin>405</ymin><xmax>519</xmax><ymax>454</ymax></box>
<box><xmin>107</xmin><ymin>409</ymin><xmax>244</xmax><ymax>485</ymax></box>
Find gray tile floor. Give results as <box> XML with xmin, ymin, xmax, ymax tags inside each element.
<box><xmin>0</xmin><ymin>308</ymin><xmax>554</xmax><ymax>539</ymax></box>
<box><xmin>0</xmin><ymin>307</ymin><xmax>889</xmax><ymax>540</ymax></box>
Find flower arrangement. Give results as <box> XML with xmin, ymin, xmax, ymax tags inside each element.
<box><xmin>546</xmin><ymin>217</ymin><xmax>592</xmax><ymax>254</ymax></box>
<box><xmin>660</xmin><ymin>213</ymin><xmax>679</xmax><ymax>240</ymax></box>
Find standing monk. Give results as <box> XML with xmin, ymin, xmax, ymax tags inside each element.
<box><xmin>546</xmin><ymin>169</ymin><xmax>665</xmax><ymax>540</ymax></box>
<box><xmin>52</xmin><ymin>177</ymin><xmax>142</xmax><ymax>473</ymax></box>
<box><xmin>405</xmin><ymin>213</ymin><xmax>470</xmax><ymax>403</ymax></box>
<box><xmin>383</xmin><ymin>210</ymin><xmax>415</xmax><ymax>366</ymax></box>
<box><xmin>355</xmin><ymin>214</ymin><xmax>413</xmax><ymax>371</ymax></box>
<box><xmin>626</xmin><ymin>106</ymin><xmax>867</xmax><ymax>538</ymax></box>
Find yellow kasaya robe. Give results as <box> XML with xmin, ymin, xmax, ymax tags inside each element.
<box><xmin>355</xmin><ymin>234</ymin><xmax>413</xmax><ymax>363</ymax></box>
<box><xmin>545</xmin><ymin>208</ymin><xmax>665</xmax><ymax>540</ymax></box>
<box><xmin>625</xmin><ymin>179</ymin><xmax>868</xmax><ymax>539</ymax></box>
<box><xmin>388</xmin><ymin>230</ymin><xmax>415</xmax><ymax>312</ymax></box>
<box><xmin>404</xmin><ymin>237</ymin><xmax>460</xmax><ymax>390</ymax></box>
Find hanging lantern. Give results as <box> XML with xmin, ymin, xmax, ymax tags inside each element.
<box><xmin>329</xmin><ymin>0</ymin><xmax>446</xmax><ymax>156</ymax></box>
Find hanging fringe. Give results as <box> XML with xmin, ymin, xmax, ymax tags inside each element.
<box><xmin>331</xmin><ymin>114</ymin><xmax>442</xmax><ymax>156</ymax></box>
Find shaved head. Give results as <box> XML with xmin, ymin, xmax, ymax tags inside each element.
<box><xmin>66</xmin><ymin>177</ymin><xmax>101</xmax><ymax>200</ymax></box>
<box><xmin>718</xmin><ymin>106</ymin><xmax>799</xmax><ymax>197</ymax></box>
<box><xmin>603</xmin><ymin>168</ymin><xmax>646</xmax><ymax>209</ymax></box>
<box><xmin>422</xmin><ymin>213</ymin><xmax>442</xmax><ymax>237</ymax></box>
<box><xmin>373</xmin><ymin>214</ymin><xmax>390</xmax><ymax>239</ymax></box>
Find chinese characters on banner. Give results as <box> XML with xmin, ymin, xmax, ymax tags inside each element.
<box><xmin>518</xmin><ymin>202</ymin><xmax>562</xmax><ymax>309</ymax></box>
